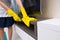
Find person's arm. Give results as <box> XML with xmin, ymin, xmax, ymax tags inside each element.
<box><xmin>0</xmin><ymin>1</ymin><xmax>21</xmax><ymax>21</ymax></box>
<box><xmin>16</xmin><ymin>0</ymin><xmax>37</xmax><ymax>27</ymax></box>
<box><xmin>16</xmin><ymin>0</ymin><xmax>28</xmax><ymax>17</ymax></box>
<box><xmin>0</xmin><ymin>1</ymin><xmax>10</xmax><ymax>10</ymax></box>
<box><xmin>16</xmin><ymin>0</ymin><xmax>23</xmax><ymax>8</ymax></box>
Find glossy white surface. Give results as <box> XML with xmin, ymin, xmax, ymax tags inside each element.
<box><xmin>15</xmin><ymin>24</ymin><xmax>35</xmax><ymax>40</ymax></box>
<box><xmin>37</xmin><ymin>19</ymin><xmax>60</xmax><ymax>40</ymax></box>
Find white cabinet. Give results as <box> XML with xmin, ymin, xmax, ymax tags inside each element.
<box><xmin>37</xmin><ymin>18</ymin><xmax>60</xmax><ymax>40</ymax></box>
<box><xmin>15</xmin><ymin>24</ymin><xmax>35</xmax><ymax>40</ymax></box>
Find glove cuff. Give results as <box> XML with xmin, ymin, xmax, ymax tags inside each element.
<box><xmin>20</xmin><ymin>7</ymin><xmax>28</xmax><ymax>17</ymax></box>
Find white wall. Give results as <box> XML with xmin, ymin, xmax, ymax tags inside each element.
<box><xmin>40</xmin><ymin>0</ymin><xmax>60</xmax><ymax>18</ymax></box>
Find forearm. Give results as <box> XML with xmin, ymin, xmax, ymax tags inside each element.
<box><xmin>16</xmin><ymin>0</ymin><xmax>28</xmax><ymax>17</ymax></box>
<box><xmin>16</xmin><ymin>0</ymin><xmax>24</xmax><ymax>8</ymax></box>
<box><xmin>0</xmin><ymin>1</ymin><xmax>10</xmax><ymax>10</ymax></box>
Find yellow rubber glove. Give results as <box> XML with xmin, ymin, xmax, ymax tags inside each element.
<box><xmin>7</xmin><ymin>9</ymin><xmax>21</xmax><ymax>21</ymax></box>
<box><xmin>20</xmin><ymin>7</ymin><xmax>37</xmax><ymax>27</ymax></box>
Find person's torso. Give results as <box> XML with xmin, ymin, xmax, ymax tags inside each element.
<box><xmin>0</xmin><ymin>5</ymin><xmax>11</xmax><ymax>17</ymax></box>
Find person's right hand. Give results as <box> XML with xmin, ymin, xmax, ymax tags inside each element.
<box><xmin>7</xmin><ymin>9</ymin><xmax>21</xmax><ymax>21</ymax></box>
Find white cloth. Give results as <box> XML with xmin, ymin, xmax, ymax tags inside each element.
<box><xmin>0</xmin><ymin>5</ymin><xmax>11</xmax><ymax>17</ymax></box>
